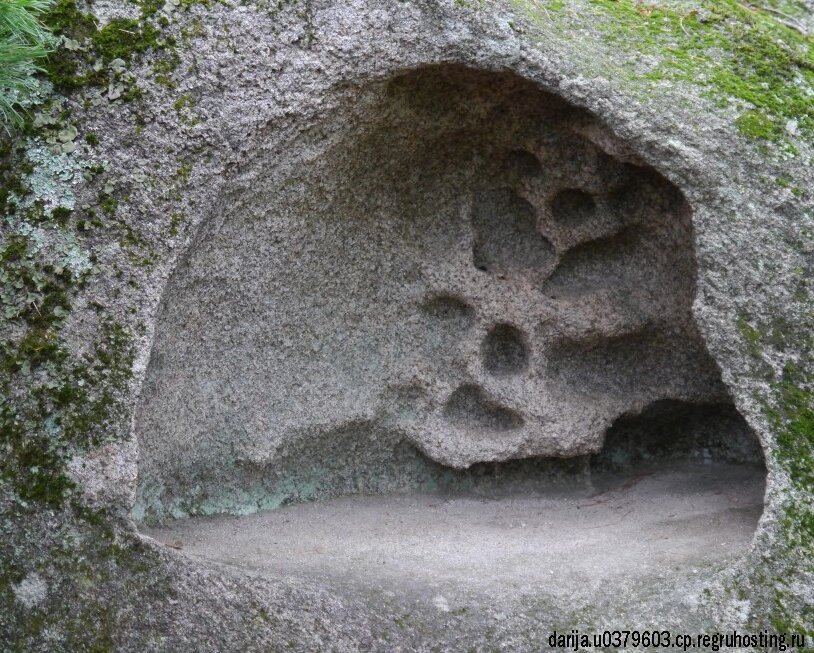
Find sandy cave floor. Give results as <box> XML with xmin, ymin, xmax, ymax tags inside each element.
<box><xmin>142</xmin><ymin>462</ymin><xmax>765</xmax><ymax>612</ymax></box>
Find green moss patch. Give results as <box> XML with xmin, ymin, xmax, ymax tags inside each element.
<box><xmin>1</xmin><ymin>226</ymin><xmax>135</xmax><ymax>507</ymax></box>
<box><xmin>769</xmin><ymin>363</ymin><xmax>814</xmax><ymax>543</ymax></box>
<box><xmin>1</xmin><ymin>319</ymin><xmax>135</xmax><ymax>507</ymax></box>
<box><xmin>752</xmin><ymin>322</ymin><xmax>814</xmax><ymax>631</ymax></box>
<box><xmin>92</xmin><ymin>18</ymin><xmax>161</xmax><ymax>64</ymax></box>
<box><xmin>42</xmin><ymin>0</ymin><xmax>177</xmax><ymax>95</ymax></box>
<box><xmin>515</xmin><ymin>0</ymin><xmax>814</xmax><ymax>145</ymax></box>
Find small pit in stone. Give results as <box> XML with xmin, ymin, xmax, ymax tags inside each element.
<box><xmin>420</xmin><ymin>294</ymin><xmax>474</xmax><ymax>324</ymax></box>
<box><xmin>481</xmin><ymin>324</ymin><xmax>529</xmax><ymax>376</ymax></box>
<box><xmin>550</xmin><ymin>188</ymin><xmax>597</xmax><ymax>226</ymax></box>
<box><xmin>443</xmin><ymin>384</ymin><xmax>524</xmax><ymax>432</ymax></box>
<box><xmin>504</xmin><ymin>149</ymin><xmax>544</xmax><ymax>180</ymax></box>
<box><xmin>471</xmin><ymin>188</ymin><xmax>554</xmax><ymax>273</ymax></box>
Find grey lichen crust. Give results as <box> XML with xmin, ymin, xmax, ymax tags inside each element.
<box><xmin>1</xmin><ymin>0</ymin><xmax>813</xmax><ymax>650</ymax></box>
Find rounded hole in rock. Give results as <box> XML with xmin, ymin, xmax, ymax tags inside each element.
<box><xmin>443</xmin><ymin>383</ymin><xmax>525</xmax><ymax>432</ymax></box>
<box><xmin>481</xmin><ymin>323</ymin><xmax>529</xmax><ymax>376</ymax></box>
<box><xmin>419</xmin><ymin>293</ymin><xmax>475</xmax><ymax>324</ymax></box>
<box><xmin>133</xmin><ymin>64</ymin><xmax>766</xmax><ymax>619</ymax></box>
<box><xmin>504</xmin><ymin>148</ymin><xmax>544</xmax><ymax>180</ymax></box>
<box><xmin>549</xmin><ymin>188</ymin><xmax>597</xmax><ymax>226</ymax></box>
<box><xmin>472</xmin><ymin>189</ymin><xmax>554</xmax><ymax>272</ymax></box>
<box><xmin>471</xmin><ymin>188</ymin><xmax>555</xmax><ymax>274</ymax></box>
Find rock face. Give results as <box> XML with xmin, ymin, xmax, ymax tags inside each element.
<box><xmin>3</xmin><ymin>0</ymin><xmax>813</xmax><ymax>649</ymax></box>
<box><xmin>136</xmin><ymin>66</ymin><xmax>736</xmax><ymax>521</ymax></box>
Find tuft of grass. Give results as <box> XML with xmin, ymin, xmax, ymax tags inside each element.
<box><xmin>0</xmin><ymin>0</ymin><xmax>56</xmax><ymax>127</ymax></box>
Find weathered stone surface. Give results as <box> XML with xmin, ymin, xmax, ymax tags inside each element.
<box><xmin>2</xmin><ymin>0</ymin><xmax>813</xmax><ymax>649</ymax></box>
<box><xmin>135</xmin><ymin>65</ymin><xmax>739</xmax><ymax>521</ymax></box>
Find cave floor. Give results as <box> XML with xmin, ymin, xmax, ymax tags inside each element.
<box><xmin>142</xmin><ymin>461</ymin><xmax>765</xmax><ymax>614</ymax></box>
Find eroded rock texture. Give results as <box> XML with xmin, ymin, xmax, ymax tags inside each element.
<box><xmin>136</xmin><ymin>66</ymin><xmax>733</xmax><ymax>521</ymax></box>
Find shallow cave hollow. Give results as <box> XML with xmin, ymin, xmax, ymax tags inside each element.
<box><xmin>134</xmin><ymin>65</ymin><xmax>766</xmax><ymax>602</ymax></box>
